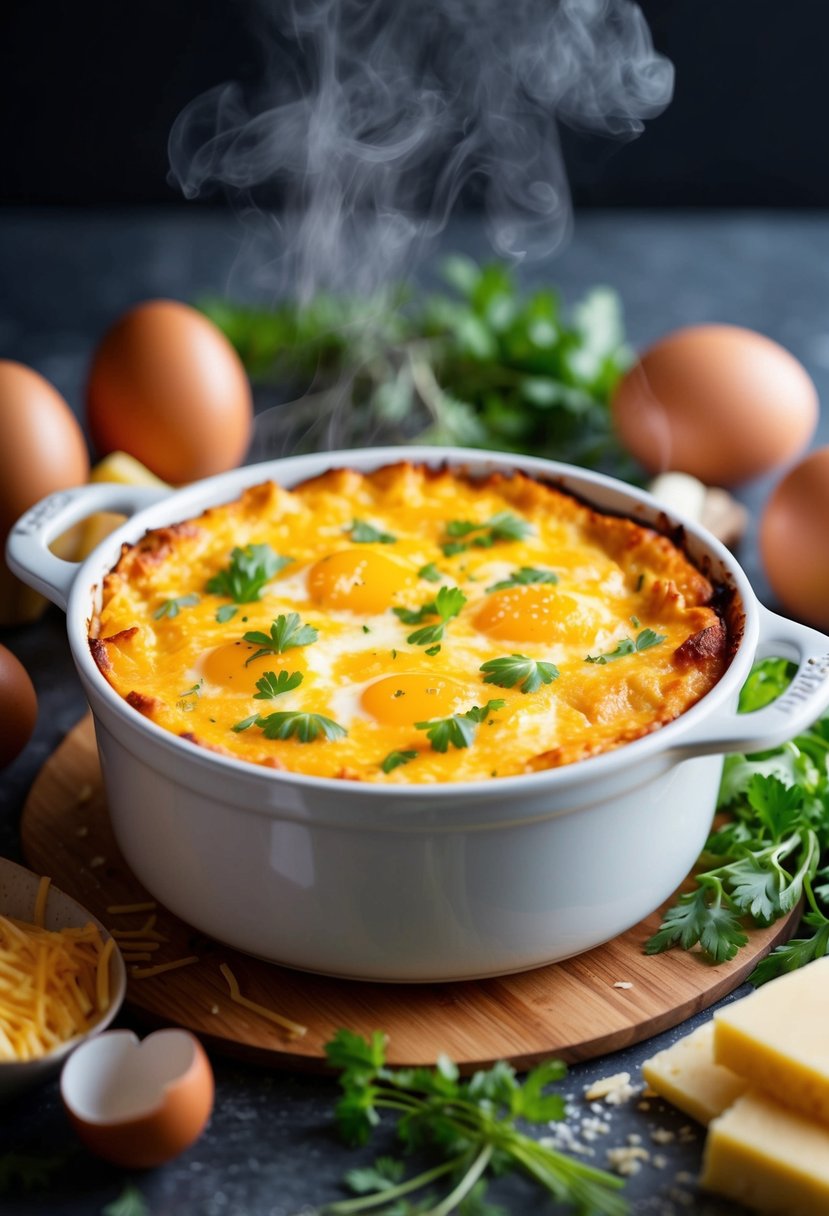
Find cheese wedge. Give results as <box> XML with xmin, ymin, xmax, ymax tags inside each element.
<box><xmin>714</xmin><ymin>957</ymin><xmax>829</xmax><ymax>1125</ymax></box>
<box><xmin>78</xmin><ymin>452</ymin><xmax>169</xmax><ymax>558</ymax></box>
<box><xmin>642</xmin><ymin>1022</ymin><xmax>748</xmax><ymax>1125</ymax></box>
<box><xmin>701</xmin><ymin>1089</ymin><xmax>829</xmax><ymax>1214</ymax></box>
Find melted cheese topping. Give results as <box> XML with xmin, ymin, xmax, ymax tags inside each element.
<box><xmin>90</xmin><ymin>463</ymin><xmax>729</xmax><ymax>783</ymax></box>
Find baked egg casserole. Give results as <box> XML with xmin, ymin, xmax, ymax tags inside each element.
<box><xmin>89</xmin><ymin>463</ymin><xmax>730</xmax><ymax>783</ymax></box>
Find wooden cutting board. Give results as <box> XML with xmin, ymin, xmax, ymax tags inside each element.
<box><xmin>20</xmin><ymin>714</ymin><xmax>799</xmax><ymax>1072</ymax></box>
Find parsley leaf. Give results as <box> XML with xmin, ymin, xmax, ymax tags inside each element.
<box><xmin>415</xmin><ymin>700</ymin><xmax>505</xmax><ymax>753</ymax></box>
<box><xmin>381</xmin><ymin>750</ymin><xmax>419</xmax><ymax>774</ymax></box>
<box><xmin>487</xmin><ymin>566</ymin><xmax>559</xmax><ymax>592</ymax></box>
<box><xmin>441</xmin><ymin>512</ymin><xmax>533</xmax><ymax>556</ymax></box>
<box><xmin>349</xmin><ymin>519</ymin><xmax>397</xmax><ymax>544</ymax></box>
<box><xmin>480</xmin><ymin>654</ymin><xmax>560</xmax><ymax>694</ymax></box>
<box><xmin>215</xmin><ymin>604</ymin><xmax>238</xmax><ymax>623</ymax></box>
<box><xmin>243</xmin><ymin>613</ymin><xmax>318</xmax><ymax>665</ymax></box>
<box><xmin>253</xmin><ymin>670</ymin><xmax>303</xmax><ymax>700</ymax></box>
<box><xmin>102</xmin><ymin>1185</ymin><xmax>150</xmax><ymax>1216</ymax></box>
<box><xmin>322</xmin><ymin>1028</ymin><xmax>626</xmax><ymax>1215</ymax></box>
<box><xmin>585</xmin><ymin>628</ymin><xmax>666</xmax><ymax>664</ymax></box>
<box><xmin>418</xmin><ymin>562</ymin><xmax>442</xmax><ymax>583</ymax></box>
<box><xmin>255</xmin><ymin>711</ymin><xmax>347</xmax><ymax>742</ymax></box>
<box><xmin>646</xmin><ymin>657</ymin><xmax>829</xmax><ymax>975</ymax></box>
<box><xmin>396</xmin><ymin>585</ymin><xmax>467</xmax><ymax>647</ymax></box>
<box><xmin>231</xmin><ymin>713</ymin><xmax>260</xmax><ymax>733</ymax></box>
<box><xmin>153</xmin><ymin>593</ymin><xmax>200</xmax><ymax>619</ymax></box>
<box><xmin>206</xmin><ymin>543</ymin><xmax>292</xmax><ymax>603</ymax></box>
<box><xmin>645</xmin><ymin>884</ymin><xmax>749</xmax><ymax>963</ymax></box>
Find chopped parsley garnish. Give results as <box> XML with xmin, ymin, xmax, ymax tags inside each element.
<box><xmin>380</xmin><ymin>749</ymin><xmax>418</xmax><ymax>774</ymax></box>
<box><xmin>585</xmin><ymin>628</ymin><xmax>666</xmax><ymax>664</ymax></box>
<box><xmin>206</xmin><ymin>544</ymin><xmax>292</xmax><ymax>603</ymax></box>
<box><xmin>215</xmin><ymin>604</ymin><xmax>238</xmax><ymax>623</ymax></box>
<box><xmin>178</xmin><ymin>681</ymin><xmax>203</xmax><ymax>699</ymax></box>
<box><xmin>255</xmin><ymin>711</ymin><xmax>347</xmax><ymax>743</ymax></box>
<box><xmin>441</xmin><ymin>511</ymin><xmax>533</xmax><ymax>556</ymax></box>
<box><xmin>253</xmin><ymin>670</ymin><xmax>303</xmax><ymax>700</ymax></box>
<box><xmin>323</xmin><ymin>1028</ymin><xmax>626</xmax><ymax>1216</ymax></box>
<box><xmin>243</xmin><ymin>613</ymin><xmax>319</xmax><ymax>665</ymax></box>
<box><xmin>415</xmin><ymin>700</ymin><xmax>505</xmax><ymax>753</ymax></box>
<box><xmin>348</xmin><ymin>520</ymin><xmax>396</xmax><ymax>544</ymax></box>
<box><xmin>480</xmin><ymin>654</ymin><xmax>560</xmax><ymax>694</ymax></box>
<box><xmin>417</xmin><ymin>562</ymin><xmax>442</xmax><ymax>583</ymax></box>
<box><xmin>231</xmin><ymin>713</ymin><xmax>260</xmax><ymax>733</ymax></box>
<box><xmin>425</xmin><ymin>643</ymin><xmax>441</xmax><ymax>656</ymax></box>
<box><xmin>487</xmin><ymin>565</ymin><xmax>559</xmax><ymax>592</ymax></box>
<box><xmin>153</xmin><ymin>593</ymin><xmax>200</xmax><ymax>620</ymax></box>
<box><xmin>395</xmin><ymin>586</ymin><xmax>467</xmax><ymax>647</ymax></box>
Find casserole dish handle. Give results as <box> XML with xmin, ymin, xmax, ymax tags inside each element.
<box><xmin>675</xmin><ymin>604</ymin><xmax>829</xmax><ymax>758</ymax></box>
<box><xmin>6</xmin><ymin>484</ymin><xmax>168</xmax><ymax>612</ymax></box>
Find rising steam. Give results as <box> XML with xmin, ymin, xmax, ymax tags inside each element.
<box><xmin>169</xmin><ymin>0</ymin><xmax>672</xmax><ymax>300</ymax></box>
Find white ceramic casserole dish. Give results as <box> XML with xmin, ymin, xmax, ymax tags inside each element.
<box><xmin>8</xmin><ymin>447</ymin><xmax>829</xmax><ymax>982</ymax></box>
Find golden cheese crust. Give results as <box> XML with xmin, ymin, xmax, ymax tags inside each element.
<box><xmin>89</xmin><ymin>463</ymin><xmax>731</xmax><ymax>783</ymax></box>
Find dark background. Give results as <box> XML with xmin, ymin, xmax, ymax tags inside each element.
<box><xmin>0</xmin><ymin>0</ymin><xmax>824</xmax><ymax>209</ymax></box>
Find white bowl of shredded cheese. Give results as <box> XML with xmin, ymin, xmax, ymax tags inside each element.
<box><xmin>0</xmin><ymin>857</ymin><xmax>126</xmax><ymax>1097</ymax></box>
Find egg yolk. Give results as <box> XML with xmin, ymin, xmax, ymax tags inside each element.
<box><xmin>201</xmin><ymin>640</ymin><xmax>273</xmax><ymax>690</ymax></box>
<box><xmin>308</xmin><ymin>549</ymin><xmax>412</xmax><ymax>614</ymax></box>
<box><xmin>361</xmin><ymin>674</ymin><xmax>468</xmax><ymax>726</ymax></box>
<box><xmin>475</xmin><ymin>585</ymin><xmax>588</xmax><ymax>643</ymax></box>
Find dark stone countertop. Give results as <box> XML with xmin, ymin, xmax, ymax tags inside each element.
<box><xmin>2</xmin><ymin>207</ymin><xmax>829</xmax><ymax>1216</ymax></box>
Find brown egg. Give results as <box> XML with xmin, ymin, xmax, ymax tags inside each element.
<box><xmin>0</xmin><ymin>644</ymin><xmax>37</xmax><ymax>767</ymax></box>
<box><xmin>760</xmin><ymin>446</ymin><xmax>829</xmax><ymax>629</ymax></box>
<box><xmin>0</xmin><ymin>361</ymin><xmax>90</xmax><ymax>624</ymax></box>
<box><xmin>61</xmin><ymin>1028</ymin><xmax>214</xmax><ymax>1169</ymax></box>
<box><xmin>612</xmin><ymin>325</ymin><xmax>818</xmax><ymax>487</ymax></box>
<box><xmin>87</xmin><ymin>300</ymin><xmax>253</xmax><ymax>484</ymax></box>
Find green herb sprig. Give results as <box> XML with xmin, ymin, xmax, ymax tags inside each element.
<box><xmin>395</xmin><ymin>586</ymin><xmax>467</xmax><ymax>647</ymax></box>
<box><xmin>349</xmin><ymin>520</ymin><xmax>397</xmax><ymax>544</ymax></box>
<box><xmin>199</xmin><ymin>258</ymin><xmax>633</xmax><ymax>475</ymax></box>
<box><xmin>480</xmin><ymin>654</ymin><xmax>560</xmax><ymax>695</ymax></box>
<box><xmin>243</xmin><ymin>613</ymin><xmax>319</xmax><ymax>665</ymax></box>
<box><xmin>254</xmin><ymin>670</ymin><xmax>304</xmax><ymax>700</ymax></box>
<box><xmin>487</xmin><ymin>566</ymin><xmax>558</xmax><ymax>592</ymax></box>
<box><xmin>441</xmin><ymin>511</ymin><xmax>532</xmax><ymax>557</ymax></box>
<box><xmin>320</xmin><ymin>1028</ymin><xmax>626</xmax><ymax>1216</ymax></box>
<box><xmin>253</xmin><ymin>711</ymin><xmax>346</xmax><ymax>743</ymax></box>
<box><xmin>207</xmin><ymin>543</ymin><xmax>292</xmax><ymax>603</ymax></box>
<box><xmin>646</xmin><ymin>657</ymin><xmax>829</xmax><ymax>982</ymax></box>
<box><xmin>415</xmin><ymin>701</ymin><xmax>505</xmax><ymax>753</ymax></box>
<box><xmin>153</xmin><ymin>593</ymin><xmax>200</xmax><ymax>620</ymax></box>
<box><xmin>380</xmin><ymin>750</ymin><xmax>418</xmax><ymax>774</ymax></box>
<box><xmin>585</xmin><ymin>629</ymin><xmax>666</xmax><ymax>665</ymax></box>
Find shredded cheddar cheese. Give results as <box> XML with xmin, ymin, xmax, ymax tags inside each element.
<box><xmin>0</xmin><ymin>909</ymin><xmax>113</xmax><ymax>1062</ymax></box>
<box><xmin>130</xmin><ymin>956</ymin><xmax>199</xmax><ymax>979</ymax></box>
<box><xmin>219</xmin><ymin>962</ymin><xmax>307</xmax><ymax>1039</ymax></box>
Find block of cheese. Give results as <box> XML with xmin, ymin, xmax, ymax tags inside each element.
<box><xmin>714</xmin><ymin>956</ymin><xmax>829</xmax><ymax>1124</ymax></box>
<box><xmin>642</xmin><ymin>1021</ymin><xmax>748</xmax><ymax>1125</ymax></box>
<box><xmin>701</xmin><ymin>1089</ymin><xmax>829</xmax><ymax>1214</ymax></box>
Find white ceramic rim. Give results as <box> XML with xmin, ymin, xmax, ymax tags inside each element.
<box><xmin>9</xmin><ymin>446</ymin><xmax>829</xmax><ymax>810</ymax></box>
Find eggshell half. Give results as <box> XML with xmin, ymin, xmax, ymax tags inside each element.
<box><xmin>61</xmin><ymin>1028</ymin><xmax>214</xmax><ymax>1168</ymax></box>
<box><xmin>612</xmin><ymin>325</ymin><xmax>818</xmax><ymax>486</ymax></box>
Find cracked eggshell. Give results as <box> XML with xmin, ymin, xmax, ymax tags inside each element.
<box><xmin>60</xmin><ymin>1028</ymin><xmax>214</xmax><ymax>1168</ymax></box>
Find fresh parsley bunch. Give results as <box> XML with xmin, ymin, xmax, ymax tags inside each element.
<box><xmin>320</xmin><ymin>1029</ymin><xmax>627</xmax><ymax>1216</ymax></box>
<box><xmin>647</xmin><ymin>657</ymin><xmax>829</xmax><ymax>982</ymax></box>
<box><xmin>199</xmin><ymin>257</ymin><xmax>633</xmax><ymax>473</ymax></box>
